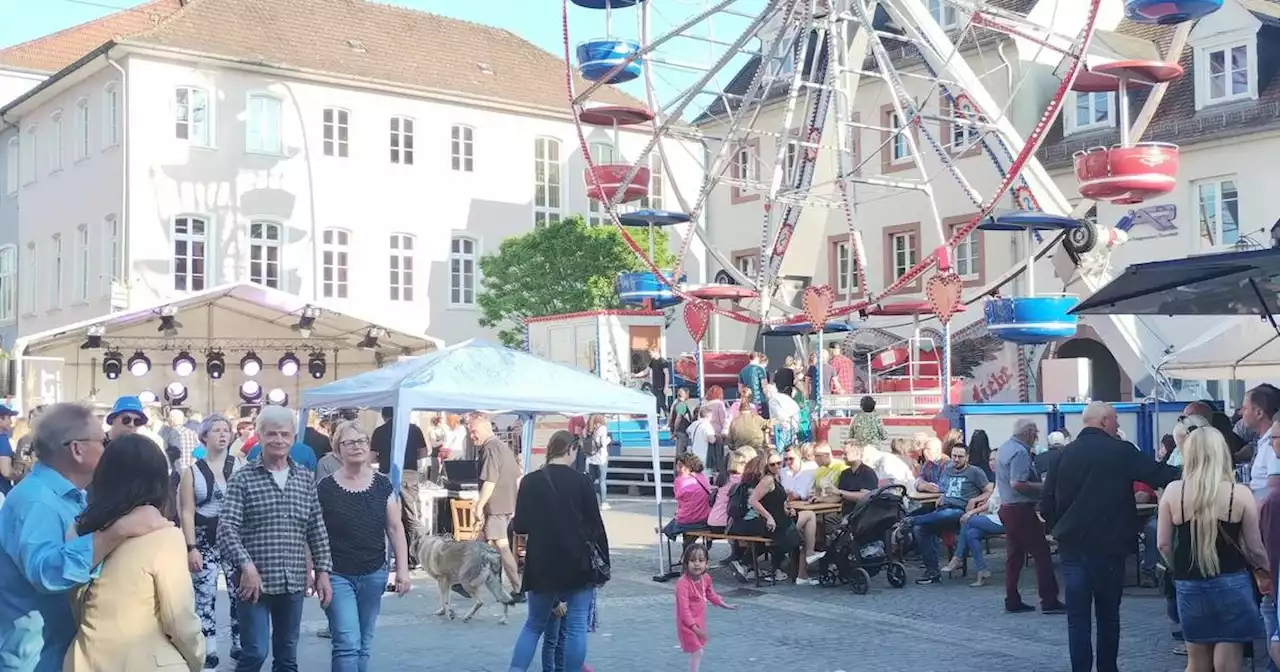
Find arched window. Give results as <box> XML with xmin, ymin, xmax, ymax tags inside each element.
<box><xmin>249</xmin><ymin>221</ymin><xmax>282</xmax><ymax>288</ymax></box>
<box><xmin>172</xmin><ymin>215</ymin><xmax>208</xmax><ymax>291</ymax></box>
<box><xmin>5</xmin><ymin>138</ymin><xmax>17</xmax><ymax>194</ymax></box>
<box><xmin>0</xmin><ymin>245</ymin><xmax>16</xmax><ymax>322</ymax></box>
<box><xmin>321</xmin><ymin>228</ymin><xmax>350</xmax><ymax>298</ymax></box>
<box><xmin>49</xmin><ymin>112</ymin><xmax>63</xmax><ymax>173</ymax></box>
<box><xmin>533</xmin><ymin>137</ymin><xmax>561</xmax><ymax>226</ymax></box>
<box><xmin>449</xmin><ymin>236</ymin><xmax>478</xmax><ymax>306</ymax></box>
<box><xmin>21</xmin><ymin>243</ymin><xmax>36</xmax><ymax>314</ymax></box>
<box><xmin>74</xmin><ymin>98</ymin><xmax>90</xmax><ymax>161</ymax></box>
<box><xmin>103</xmin><ymin>83</ymin><xmax>120</xmax><ymax>148</ymax></box>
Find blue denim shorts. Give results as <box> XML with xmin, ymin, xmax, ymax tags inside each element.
<box><xmin>1175</xmin><ymin>571</ymin><xmax>1266</xmax><ymax>644</ymax></box>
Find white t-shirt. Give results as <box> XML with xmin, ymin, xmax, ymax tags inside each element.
<box><xmin>688</xmin><ymin>419</ymin><xmax>715</xmax><ymax>466</ymax></box>
<box><xmin>443</xmin><ymin>426</ymin><xmax>466</xmax><ymax>460</ymax></box>
<box><xmin>1249</xmin><ymin>426</ymin><xmax>1279</xmax><ymax>496</ymax></box>
<box><xmin>780</xmin><ymin>460</ymin><xmax>818</xmax><ymax>499</ymax></box>
<box><xmin>872</xmin><ymin>452</ymin><xmax>914</xmax><ymax>487</ymax></box>
<box><xmin>268</xmin><ymin>465</ymin><xmax>290</xmax><ymax>490</ymax></box>
<box><xmin>587</xmin><ymin>424</ymin><xmax>610</xmax><ymax>466</ymax></box>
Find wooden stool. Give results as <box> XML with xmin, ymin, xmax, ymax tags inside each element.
<box><xmin>450</xmin><ymin>499</ymin><xmax>481</xmax><ymax>541</ymax></box>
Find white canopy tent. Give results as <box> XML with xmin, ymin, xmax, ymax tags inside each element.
<box><xmin>1160</xmin><ymin>315</ymin><xmax>1280</xmax><ymax>381</ymax></box>
<box><xmin>297</xmin><ymin>339</ymin><xmax>668</xmax><ymax>573</ymax></box>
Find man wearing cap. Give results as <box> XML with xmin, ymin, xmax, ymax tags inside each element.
<box><xmin>0</xmin><ymin>404</ymin><xmax>19</xmax><ymax>494</ymax></box>
<box><xmin>1035</xmin><ymin>429</ymin><xmax>1070</xmax><ymax>480</ymax></box>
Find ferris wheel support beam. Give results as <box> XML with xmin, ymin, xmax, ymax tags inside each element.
<box><xmin>823</xmin><ymin>3</ymin><xmax>873</xmax><ymax>299</ymax></box>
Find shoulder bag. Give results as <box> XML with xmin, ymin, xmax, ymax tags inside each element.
<box><xmin>1219</xmin><ymin>520</ymin><xmax>1273</xmax><ymax>597</ymax></box>
<box><xmin>542</xmin><ymin>469</ymin><xmax>611</xmax><ymax>586</ymax></box>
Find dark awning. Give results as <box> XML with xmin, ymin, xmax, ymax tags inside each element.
<box><xmin>1070</xmin><ymin>247</ymin><xmax>1280</xmax><ymax>317</ymax></box>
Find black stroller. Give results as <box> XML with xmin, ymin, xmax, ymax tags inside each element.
<box><xmin>817</xmin><ymin>484</ymin><xmax>909</xmax><ymax>594</ymax></box>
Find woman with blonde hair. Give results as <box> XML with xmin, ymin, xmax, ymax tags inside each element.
<box><xmin>585</xmin><ymin>414</ymin><xmax>610</xmax><ymax>508</ymax></box>
<box><xmin>1157</xmin><ymin>426</ymin><xmax>1267</xmax><ymax>672</ymax></box>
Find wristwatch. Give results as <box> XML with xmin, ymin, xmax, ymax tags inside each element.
<box><xmin>186</xmin><ymin>544</ymin><xmax>197</xmax><ymax>552</ymax></box>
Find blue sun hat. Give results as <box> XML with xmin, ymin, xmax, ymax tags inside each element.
<box><xmin>105</xmin><ymin>395</ymin><xmax>146</xmax><ymax>424</ymax></box>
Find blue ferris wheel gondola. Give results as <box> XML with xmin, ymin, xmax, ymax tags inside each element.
<box><xmin>570</xmin><ymin>0</ymin><xmax>645</xmax><ymax>8</ymax></box>
<box><xmin>977</xmin><ymin>210</ymin><xmax>1083</xmax><ymax>231</ymax></box>
<box><xmin>577</xmin><ymin>39</ymin><xmax>643</xmax><ymax>84</ymax></box>
<box><xmin>617</xmin><ymin>271</ymin><xmax>685</xmax><ymax>308</ymax></box>
<box><xmin>618</xmin><ymin>209</ymin><xmax>691</xmax><ymax>227</ymax></box>
<box><xmin>983</xmin><ymin>295</ymin><xmax>1080</xmax><ymax>344</ymax></box>
<box><xmin>1124</xmin><ymin>0</ymin><xmax>1222</xmax><ymax>24</ymax></box>
<box><xmin>763</xmin><ymin>321</ymin><xmax>854</xmax><ymax>337</ymax></box>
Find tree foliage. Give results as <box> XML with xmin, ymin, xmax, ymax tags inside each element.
<box><xmin>477</xmin><ymin>215</ymin><xmax>677</xmax><ymax>347</ymax></box>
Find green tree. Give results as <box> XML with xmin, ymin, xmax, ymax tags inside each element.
<box><xmin>477</xmin><ymin>215</ymin><xmax>677</xmax><ymax>347</ymax></box>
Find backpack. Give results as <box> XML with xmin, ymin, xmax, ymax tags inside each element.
<box><xmin>192</xmin><ymin>458</ymin><xmax>236</xmax><ymax>542</ymax></box>
<box><xmin>727</xmin><ymin>481</ymin><xmax>752</xmax><ymax>521</ymax></box>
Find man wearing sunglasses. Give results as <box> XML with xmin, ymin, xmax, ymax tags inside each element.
<box><xmin>105</xmin><ymin>396</ymin><xmax>148</xmax><ymax>442</ymax></box>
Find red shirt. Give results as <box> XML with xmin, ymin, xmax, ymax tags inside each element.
<box><xmin>1133</xmin><ymin>482</ymin><xmax>1156</xmax><ymax>498</ymax></box>
<box><xmin>829</xmin><ymin>355</ymin><xmax>855</xmax><ymax>395</ymax></box>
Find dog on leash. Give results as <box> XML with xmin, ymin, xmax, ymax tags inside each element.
<box><xmin>417</xmin><ymin>535</ymin><xmax>515</xmax><ymax>624</ymax></box>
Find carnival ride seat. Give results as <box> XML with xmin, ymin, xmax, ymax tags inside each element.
<box><xmin>576</xmin><ymin>38</ymin><xmax>643</xmax><ymax>84</ymax></box>
<box><xmin>1124</xmin><ymin>0</ymin><xmax>1223</xmax><ymax>24</ymax></box>
<box><xmin>617</xmin><ymin>271</ymin><xmax>685</xmax><ymax>309</ymax></box>
<box><xmin>979</xmin><ymin>212</ymin><xmax>1081</xmax><ymax>344</ymax></box>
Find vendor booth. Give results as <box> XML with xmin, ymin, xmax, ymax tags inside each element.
<box><xmin>297</xmin><ymin>339</ymin><xmax>670</xmax><ymax>574</ymax></box>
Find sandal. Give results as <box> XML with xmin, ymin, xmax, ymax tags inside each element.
<box><xmin>969</xmin><ymin>570</ymin><xmax>991</xmax><ymax>587</ymax></box>
<box><xmin>940</xmin><ymin>559</ymin><xmax>962</xmax><ymax>574</ymax></box>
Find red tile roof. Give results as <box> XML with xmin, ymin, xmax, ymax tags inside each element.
<box><xmin>0</xmin><ymin>0</ymin><xmax>184</xmax><ymax>73</ymax></box>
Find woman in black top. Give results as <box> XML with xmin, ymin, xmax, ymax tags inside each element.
<box><xmin>727</xmin><ymin>455</ymin><xmax>807</xmax><ymax>584</ymax></box>
<box><xmin>508</xmin><ymin>430</ymin><xmax>608</xmax><ymax>672</ymax></box>
<box><xmin>317</xmin><ymin>421</ymin><xmax>411</xmax><ymax>670</ymax></box>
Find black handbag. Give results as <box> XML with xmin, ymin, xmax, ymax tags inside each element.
<box><xmin>543</xmin><ymin>469</ymin><xmax>611</xmax><ymax>586</ymax></box>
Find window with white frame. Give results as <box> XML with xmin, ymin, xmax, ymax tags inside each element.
<box><xmin>21</xmin><ymin>243</ymin><xmax>35</xmax><ymax>314</ymax></box>
<box><xmin>642</xmin><ymin>154</ymin><xmax>664</xmax><ymax>210</ymax></box>
<box><xmin>832</xmin><ymin>240</ymin><xmax>859</xmax><ymax>295</ymax></box>
<box><xmin>246</xmin><ymin>94</ymin><xmax>282</xmax><ymax>154</ymax></box>
<box><xmin>890</xmin><ymin>112</ymin><xmax>912</xmax><ymax>162</ymax></box>
<box><xmin>734</xmin><ymin>254</ymin><xmax>756</xmax><ymax>279</ymax></box>
<box><xmin>175</xmin><ymin>87</ymin><xmax>211</xmax><ymax>146</ymax></box>
<box><xmin>5</xmin><ymin>138</ymin><xmax>16</xmax><ymax>194</ymax></box>
<box><xmin>450</xmin><ymin>236</ymin><xmax>477</xmax><ymax>306</ymax></box>
<box><xmin>1194</xmin><ymin>177</ymin><xmax>1239</xmax><ymax>248</ymax></box>
<box><xmin>1068</xmin><ymin>91</ymin><xmax>1112</xmax><ymax>133</ymax></box>
<box><xmin>49</xmin><ymin>112</ymin><xmax>63</xmax><ymax>173</ymax></box>
<box><xmin>890</xmin><ymin>230</ymin><xmax>918</xmax><ymax>280</ymax></box>
<box><xmin>50</xmin><ymin>234</ymin><xmax>62</xmax><ymax>309</ymax></box>
<box><xmin>389</xmin><ymin>233</ymin><xmax>415</xmax><ymax>301</ymax></box>
<box><xmin>0</xmin><ymin>246</ymin><xmax>15</xmax><ymax>322</ymax></box>
<box><xmin>74</xmin><ymin>226</ymin><xmax>89</xmax><ymax>302</ymax></box>
<box><xmin>321</xmin><ymin>228</ymin><xmax>350</xmax><ymax>299</ymax></box>
<box><xmin>952</xmin><ymin>226</ymin><xmax>979</xmax><ymax>279</ymax></box>
<box><xmin>104</xmin><ymin>214</ymin><xmax>121</xmax><ymax>297</ymax></box>
<box><xmin>249</xmin><ymin>221</ymin><xmax>282</xmax><ymax>288</ymax></box>
<box><xmin>172</xmin><ymin>215</ymin><xmax>208</xmax><ymax>291</ymax></box>
<box><xmin>22</xmin><ymin>127</ymin><xmax>36</xmax><ymax>183</ymax></box>
<box><xmin>534</xmin><ymin>137</ymin><xmax>562</xmax><ymax>226</ymax></box>
<box><xmin>322</xmin><ymin>108</ymin><xmax>349</xmax><ymax>158</ymax></box>
<box><xmin>1203</xmin><ymin>43</ymin><xmax>1251</xmax><ymax>105</ymax></box>
<box><xmin>587</xmin><ymin>142</ymin><xmax>616</xmax><ymax>226</ymax></box>
<box><xmin>733</xmin><ymin>144</ymin><xmax>754</xmax><ymax>181</ymax></box>
<box><xmin>103</xmin><ymin>83</ymin><xmax>120</xmax><ymax>149</ymax></box>
<box><xmin>390</xmin><ymin>116</ymin><xmax>414</xmax><ymax>165</ymax></box>
<box><xmin>451</xmin><ymin>125</ymin><xmax>474</xmax><ymax>172</ymax></box>
<box><xmin>928</xmin><ymin>0</ymin><xmax>959</xmax><ymax>29</ymax></box>
<box><xmin>74</xmin><ymin>99</ymin><xmax>89</xmax><ymax>161</ymax></box>
<box><xmin>950</xmin><ymin>99</ymin><xmax>980</xmax><ymax>149</ymax></box>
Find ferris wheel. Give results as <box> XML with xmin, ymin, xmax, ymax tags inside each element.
<box><xmin>563</xmin><ymin>0</ymin><xmax>1217</xmax><ymax>347</ymax></box>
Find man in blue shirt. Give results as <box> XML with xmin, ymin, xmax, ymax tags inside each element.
<box><xmin>244</xmin><ymin>440</ymin><xmax>318</xmax><ymax>471</ymax></box>
<box><xmin>0</xmin><ymin>403</ymin><xmax>170</xmax><ymax>671</ymax></box>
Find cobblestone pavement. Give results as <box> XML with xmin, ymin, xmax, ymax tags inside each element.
<box><xmin>209</xmin><ymin>499</ymin><xmax>1191</xmax><ymax>671</ymax></box>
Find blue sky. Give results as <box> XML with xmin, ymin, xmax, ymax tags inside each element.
<box><xmin>0</xmin><ymin>0</ymin><xmax>761</xmax><ymax>115</ymax></box>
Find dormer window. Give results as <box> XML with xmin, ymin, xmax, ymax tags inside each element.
<box><xmin>1065</xmin><ymin>91</ymin><xmax>1114</xmax><ymax>134</ymax></box>
<box><xmin>1195</xmin><ymin>40</ymin><xmax>1257</xmax><ymax>109</ymax></box>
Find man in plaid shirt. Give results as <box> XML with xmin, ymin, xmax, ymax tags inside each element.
<box><xmin>219</xmin><ymin>405</ymin><xmax>332</xmax><ymax>672</ymax></box>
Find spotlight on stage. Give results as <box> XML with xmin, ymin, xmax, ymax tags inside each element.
<box><xmin>307</xmin><ymin>351</ymin><xmax>327</xmax><ymax>380</ymax></box>
<box><xmin>102</xmin><ymin>350</ymin><xmax>123</xmax><ymax>380</ymax></box>
<box><xmin>238</xmin><ymin>380</ymin><xmax>263</xmax><ymax>403</ymax></box>
<box><xmin>138</xmin><ymin>390</ymin><xmax>158</xmax><ymax>404</ymax></box>
<box><xmin>164</xmin><ymin>381</ymin><xmax>189</xmax><ymax>405</ymax></box>
<box><xmin>240</xmin><ymin>351</ymin><xmax>263</xmax><ymax>377</ymax></box>
<box><xmin>127</xmin><ymin>351</ymin><xmax>151</xmax><ymax>377</ymax></box>
<box><xmin>172</xmin><ymin>351</ymin><xmax>196</xmax><ymax>377</ymax></box>
<box><xmin>81</xmin><ymin>326</ymin><xmax>105</xmax><ymax>350</ymax></box>
<box><xmin>156</xmin><ymin>305</ymin><xmax>182</xmax><ymax>337</ymax></box>
<box><xmin>292</xmin><ymin>306</ymin><xmax>321</xmax><ymax>338</ymax></box>
<box><xmin>277</xmin><ymin>352</ymin><xmax>300</xmax><ymax>377</ymax></box>
<box><xmin>205</xmin><ymin>351</ymin><xmax>226</xmax><ymax>379</ymax></box>
<box><xmin>265</xmin><ymin>388</ymin><xmax>289</xmax><ymax>406</ymax></box>
<box><xmin>357</xmin><ymin>327</ymin><xmax>385</xmax><ymax>350</ymax></box>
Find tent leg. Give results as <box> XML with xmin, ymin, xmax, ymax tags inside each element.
<box><xmin>647</xmin><ymin>414</ymin><xmax>674</xmax><ymax>582</ymax></box>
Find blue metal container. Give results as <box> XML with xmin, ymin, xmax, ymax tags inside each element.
<box><xmin>577</xmin><ymin>39</ymin><xmax>643</xmax><ymax>84</ymax></box>
<box><xmin>1124</xmin><ymin>0</ymin><xmax>1223</xmax><ymax>24</ymax></box>
<box><xmin>983</xmin><ymin>295</ymin><xmax>1080</xmax><ymax>344</ymax></box>
<box><xmin>617</xmin><ymin>271</ymin><xmax>684</xmax><ymax>308</ymax></box>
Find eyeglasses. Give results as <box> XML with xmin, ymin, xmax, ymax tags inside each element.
<box><xmin>116</xmin><ymin>415</ymin><xmax>145</xmax><ymax>427</ymax></box>
<box><xmin>339</xmin><ymin>437</ymin><xmax>370</xmax><ymax>449</ymax></box>
<box><xmin>767</xmin><ymin>461</ymin><xmax>782</xmax><ymax>467</ymax></box>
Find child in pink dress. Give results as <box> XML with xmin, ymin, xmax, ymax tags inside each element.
<box><xmin>675</xmin><ymin>544</ymin><xmax>736</xmax><ymax>671</ymax></box>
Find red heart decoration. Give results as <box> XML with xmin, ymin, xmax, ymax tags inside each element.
<box><xmin>926</xmin><ymin>272</ymin><xmax>964</xmax><ymax>325</ymax></box>
<box><xmin>803</xmin><ymin>285</ymin><xmax>837</xmax><ymax>329</ymax></box>
<box><xmin>683</xmin><ymin>300</ymin><xmax>712</xmax><ymax>342</ymax></box>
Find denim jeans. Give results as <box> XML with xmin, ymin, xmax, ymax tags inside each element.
<box><xmin>236</xmin><ymin>591</ymin><xmax>305</xmax><ymax>672</ymax></box>
<box><xmin>588</xmin><ymin>464</ymin><xmax>607</xmax><ymax>506</ymax></box>
<box><xmin>956</xmin><ymin>515</ymin><xmax>1004</xmax><ymax>573</ymax></box>
<box><xmin>509</xmin><ymin>588</ymin><xmax>594</xmax><ymax>672</ymax></box>
<box><xmin>325</xmin><ymin>567</ymin><xmax>389</xmax><ymax>672</ymax></box>
<box><xmin>1061</xmin><ymin>550</ymin><xmax>1125</xmax><ymax>672</ymax></box>
<box><xmin>541</xmin><ymin>610</ymin><xmax>567</xmax><ymax>672</ymax></box>
<box><xmin>911</xmin><ymin>506</ymin><xmax>964</xmax><ymax>574</ymax></box>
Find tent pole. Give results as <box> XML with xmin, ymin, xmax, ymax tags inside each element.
<box><xmin>648</xmin><ymin>413</ymin><xmax>667</xmax><ymax>581</ymax></box>
<box><xmin>521</xmin><ymin>413</ymin><xmax>536</xmax><ymax>474</ymax></box>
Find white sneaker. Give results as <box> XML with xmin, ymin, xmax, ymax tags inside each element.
<box><xmin>794</xmin><ymin>577</ymin><xmax>819</xmax><ymax>586</ymax></box>
<box><xmin>806</xmin><ymin>551</ymin><xmax>827</xmax><ymax>565</ymax></box>
<box><xmin>600</xmin><ymin>502</ymin><xmax>611</xmax><ymax>511</ymax></box>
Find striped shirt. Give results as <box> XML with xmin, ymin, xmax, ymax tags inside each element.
<box><xmin>218</xmin><ymin>458</ymin><xmax>332</xmax><ymax>595</ymax></box>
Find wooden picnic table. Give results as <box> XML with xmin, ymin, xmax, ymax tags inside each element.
<box><xmin>908</xmin><ymin>491</ymin><xmax>942</xmax><ymax>502</ymax></box>
<box><xmin>789</xmin><ymin>500</ymin><xmax>842</xmax><ymax>514</ymax></box>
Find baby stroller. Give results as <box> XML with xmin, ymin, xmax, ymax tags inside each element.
<box><xmin>817</xmin><ymin>484</ymin><xmax>909</xmax><ymax>594</ymax></box>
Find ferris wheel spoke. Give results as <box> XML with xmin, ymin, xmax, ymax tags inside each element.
<box><xmin>939</xmin><ymin>0</ymin><xmax>1091</xmax><ymax>57</ymax></box>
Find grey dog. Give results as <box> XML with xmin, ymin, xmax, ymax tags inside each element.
<box><xmin>416</xmin><ymin>535</ymin><xmax>515</xmax><ymax>624</ymax></box>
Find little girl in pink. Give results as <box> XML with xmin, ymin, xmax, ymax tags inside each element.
<box><xmin>675</xmin><ymin>543</ymin><xmax>736</xmax><ymax>671</ymax></box>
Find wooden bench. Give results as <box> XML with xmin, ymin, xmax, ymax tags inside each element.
<box><xmin>685</xmin><ymin>531</ymin><xmax>777</xmax><ymax>587</ymax></box>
